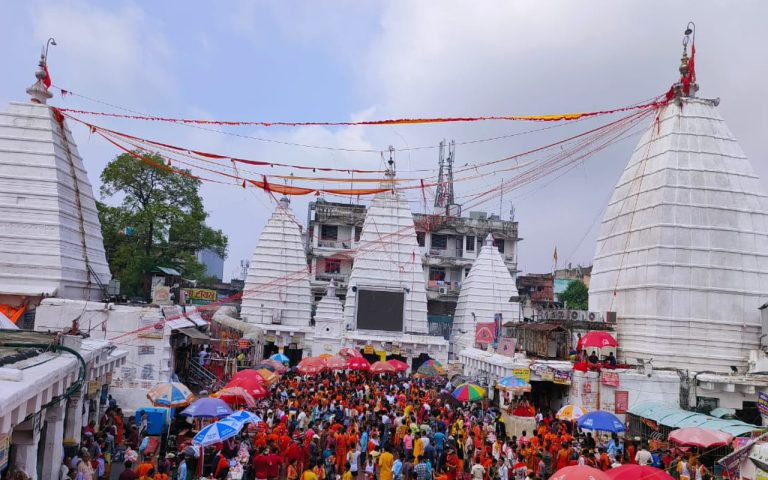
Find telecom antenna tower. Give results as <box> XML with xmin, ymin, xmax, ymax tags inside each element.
<box><xmin>434</xmin><ymin>140</ymin><xmax>456</xmax><ymax>211</ymax></box>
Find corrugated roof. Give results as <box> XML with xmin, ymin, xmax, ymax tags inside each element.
<box><xmin>628</xmin><ymin>402</ymin><xmax>760</xmax><ymax>436</ymax></box>
<box><xmin>155</xmin><ymin>266</ymin><xmax>181</xmax><ymax>276</ymax></box>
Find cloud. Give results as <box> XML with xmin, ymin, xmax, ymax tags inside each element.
<box><xmin>30</xmin><ymin>0</ymin><xmax>174</xmax><ymax>104</ymax></box>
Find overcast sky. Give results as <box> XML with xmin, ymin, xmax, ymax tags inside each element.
<box><xmin>2</xmin><ymin>1</ymin><xmax>766</xmax><ymax>280</ymax></box>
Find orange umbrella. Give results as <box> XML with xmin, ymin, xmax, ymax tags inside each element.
<box><xmin>370</xmin><ymin>361</ymin><xmax>396</xmax><ymax>374</ymax></box>
<box><xmin>211</xmin><ymin>387</ymin><xmax>256</xmax><ymax>407</ymax></box>
<box><xmin>255</xmin><ymin>368</ymin><xmax>278</xmax><ymax>385</ymax></box>
<box><xmin>297</xmin><ymin>356</ymin><xmax>327</xmax><ymax>375</ymax></box>
<box><xmin>326</xmin><ymin>355</ymin><xmax>348</xmax><ymax>370</ymax></box>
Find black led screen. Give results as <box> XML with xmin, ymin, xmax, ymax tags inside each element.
<box><xmin>356</xmin><ymin>289</ymin><xmax>405</xmax><ymax>332</ymax></box>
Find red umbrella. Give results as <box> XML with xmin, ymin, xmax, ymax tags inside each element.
<box><xmin>224</xmin><ymin>378</ymin><xmax>268</xmax><ymax>398</ymax></box>
<box><xmin>325</xmin><ymin>355</ymin><xmax>348</xmax><ymax>370</ymax></box>
<box><xmin>370</xmin><ymin>361</ymin><xmax>396</xmax><ymax>374</ymax></box>
<box><xmin>549</xmin><ymin>465</ymin><xmax>610</xmax><ymax>480</ymax></box>
<box><xmin>669</xmin><ymin>427</ymin><xmax>733</xmax><ymax>448</ymax></box>
<box><xmin>230</xmin><ymin>369</ymin><xmax>265</xmax><ymax>384</ymax></box>
<box><xmin>386</xmin><ymin>359</ymin><xmax>409</xmax><ymax>372</ymax></box>
<box><xmin>338</xmin><ymin>347</ymin><xmax>363</xmax><ymax>358</ymax></box>
<box><xmin>297</xmin><ymin>356</ymin><xmax>327</xmax><ymax>375</ymax></box>
<box><xmin>581</xmin><ymin>331</ymin><xmax>618</xmax><ymax>349</ymax></box>
<box><xmin>346</xmin><ymin>356</ymin><xmax>371</xmax><ymax>371</ymax></box>
<box><xmin>211</xmin><ymin>387</ymin><xmax>256</xmax><ymax>407</ymax></box>
<box><xmin>605</xmin><ymin>465</ymin><xmax>673</xmax><ymax>480</ymax></box>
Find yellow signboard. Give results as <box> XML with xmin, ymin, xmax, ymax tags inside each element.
<box><xmin>512</xmin><ymin>368</ymin><xmax>531</xmax><ymax>382</ymax></box>
<box><xmin>363</xmin><ymin>345</ymin><xmax>374</xmax><ymax>355</ymax></box>
<box><xmin>183</xmin><ymin>288</ymin><xmax>218</xmax><ymax>303</ymax></box>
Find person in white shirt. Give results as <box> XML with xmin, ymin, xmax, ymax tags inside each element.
<box><xmin>634</xmin><ymin>444</ymin><xmax>652</xmax><ymax>466</ymax></box>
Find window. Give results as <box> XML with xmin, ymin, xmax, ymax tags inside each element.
<box><xmin>355</xmin><ymin>226</ymin><xmax>362</xmax><ymax>242</ymax></box>
<box><xmin>465</xmin><ymin>267</ymin><xmax>471</xmax><ymax>278</ymax></box>
<box><xmin>416</xmin><ymin>232</ymin><xmax>426</xmax><ymax>247</ymax></box>
<box><xmin>466</xmin><ymin>235</ymin><xmax>475</xmax><ymax>252</ymax></box>
<box><xmin>429</xmin><ymin>267</ymin><xmax>446</xmax><ymax>281</ymax></box>
<box><xmin>320</xmin><ymin>225</ymin><xmax>338</xmax><ymax>240</ymax></box>
<box><xmin>495</xmin><ymin>238</ymin><xmax>505</xmax><ymax>254</ymax></box>
<box><xmin>431</xmin><ymin>234</ymin><xmax>447</xmax><ymax>249</ymax></box>
<box><xmin>324</xmin><ymin>259</ymin><xmax>341</xmax><ymax>274</ymax></box>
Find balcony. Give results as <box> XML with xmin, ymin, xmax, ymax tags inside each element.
<box><xmin>317</xmin><ymin>239</ymin><xmax>353</xmax><ymax>250</ymax></box>
<box><xmin>428</xmin><ymin>248</ymin><xmax>463</xmax><ymax>258</ymax></box>
<box><xmin>315</xmin><ymin>272</ymin><xmax>349</xmax><ymax>283</ymax></box>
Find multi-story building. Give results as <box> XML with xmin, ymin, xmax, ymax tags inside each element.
<box><xmin>304</xmin><ymin>199</ymin><xmax>520</xmax><ymax>318</ymax></box>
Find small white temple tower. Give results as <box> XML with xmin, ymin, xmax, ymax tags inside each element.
<box><xmin>0</xmin><ymin>54</ymin><xmax>111</xmax><ymax>312</ymax></box>
<box><xmin>451</xmin><ymin>234</ymin><xmax>520</xmax><ymax>355</ymax></box>
<box><xmin>310</xmin><ymin>280</ymin><xmax>345</xmax><ymax>356</ymax></box>
<box><xmin>241</xmin><ymin>197</ymin><xmax>313</xmax><ymax>354</ymax></box>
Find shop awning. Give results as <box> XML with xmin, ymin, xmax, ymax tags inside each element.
<box><xmin>673</xmin><ymin>414</ymin><xmax>714</xmax><ymax>428</ymax></box>
<box><xmin>178</xmin><ymin>327</ymin><xmax>210</xmax><ymax>344</ymax></box>
<box><xmin>659</xmin><ymin>411</ymin><xmax>700</xmax><ymax>427</ymax></box>
<box><xmin>720</xmin><ymin>423</ymin><xmax>759</xmax><ymax>437</ymax></box>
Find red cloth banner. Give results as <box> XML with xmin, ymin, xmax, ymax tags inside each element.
<box><xmin>601</xmin><ymin>371</ymin><xmax>620</xmax><ymax>387</ymax></box>
<box><xmin>475</xmin><ymin>322</ymin><xmax>495</xmax><ymax>345</ymax></box>
<box><xmin>614</xmin><ymin>391</ymin><xmax>629</xmax><ymax>414</ymax></box>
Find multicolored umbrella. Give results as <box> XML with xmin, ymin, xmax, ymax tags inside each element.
<box><xmin>255</xmin><ymin>359</ymin><xmax>287</xmax><ymax>374</ymax></box>
<box><xmin>669</xmin><ymin>427</ymin><xmax>733</xmax><ymax>448</ymax></box>
<box><xmin>549</xmin><ymin>465</ymin><xmax>610</xmax><ymax>480</ymax></box>
<box><xmin>211</xmin><ymin>387</ymin><xmax>256</xmax><ymax>407</ymax></box>
<box><xmin>146</xmin><ymin>382</ymin><xmax>195</xmax><ymax>408</ymax></box>
<box><xmin>451</xmin><ymin>383</ymin><xmax>486</xmax><ymax>402</ymax></box>
<box><xmin>325</xmin><ymin>355</ymin><xmax>348</xmax><ymax>370</ymax></box>
<box><xmin>386</xmin><ymin>359</ymin><xmax>409</xmax><ymax>372</ymax></box>
<box><xmin>576</xmin><ymin>411</ymin><xmax>626</xmax><ymax>433</ymax></box>
<box><xmin>181</xmin><ymin>397</ymin><xmax>233</xmax><ymax>418</ymax></box>
<box><xmin>192</xmin><ymin>417</ymin><xmax>242</xmax><ymax>446</ymax></box>
<box><xmin>497</xmin><ymin>376</ymin><xmax>532</xmax><ymax>393</ymax></box>
<box><xmin>224</xmin><ymin>378</ymin><xmax>268</xmax><ymax>399</ymax></box>
<box><xmin>416</xmin><ymin>359</ymin><xmax>445</xmax><ymax>377</ymax></box>
<box><xmin>605</xmin><ymin>465</ymin><xmax>673</xmax><ymax>480</ymax></box>
<box><xmin>346</xmin><ymin>356</ymin><xmax>371</xmax><ymax>371</ymax></box>
<box><xmin>269</xmin><ymin>352</ymin><xmax>290</xmax><ymax>364</ymax></box>
<box><xmin>297</xmin><ymin>356</ymin><xmax>327</xmax><ymax>375</ymax></box>
<box><xmin>370</xmin><ymin>360</ymin><xmax>396</xmax><ymax>374</ymax></box>
<box><xmin>556</xmin><ymin>404</ymin><xmax>588</xmax><ymax>421</ymax></box>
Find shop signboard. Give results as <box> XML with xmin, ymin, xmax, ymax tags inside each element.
<box><xmin>152</xmin><ymin>286</ymin><xmax>172</xmax><ymax>305</ymax></box>
<box><xmin>237</xmin><ymin>339</ymin><xmax>252</xmax><ymax>349</ymax></box>
<box><xmin>0</xmin><ymin>435</ymin><xmax>8</xmax><ymax>473</ymax></box>
<box><xmin>182</xmin><ymin>288</ymin><xmax>218</xmax><ymax>304</ymax></box>
<box><xmin>615</xmin><ymin>391</ymin><xmax>629</xmax><ymax>414</ymax></box>
<box><xmin>363</xmin><ymin>345</ymin><xmax>375</xmax><ymax>355</ymax></box>
<box><xmin>759</xmin><ymin>391</ymin><xmax>768</xmax><ymax>416</ymax></box>
<box><xmin>553</xmin><ymin>370</ymin><xmax>572</xmax><ymax>385</ymax></box>
<box><xmin>601</xmin><ymin>371</ymin><xmax>620</xmax><ymax>387</ymax></box>
<box><xmin>512</xmin><ymin>368</ymin><xmax>531</xmax><ymax>382</ymax></box>
<box><xmin>541</xmin><ymin>368</ymin><xmax>554</xmax><ymax>382</ymax></box>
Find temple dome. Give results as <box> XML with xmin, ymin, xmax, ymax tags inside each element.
<box><xmin>241</xmin><ymin>197</ymin><xmax>312</xmax><ymax>327</ymax></box>
<box><xmin>451</xmin><ymin>235</ymin><xmax>520</xmax><ymax>353</ymax></box>
<box><xmin>589</xmin><ymin>96</ymin><xmax>768</xmax><ymax>372</ymax></box>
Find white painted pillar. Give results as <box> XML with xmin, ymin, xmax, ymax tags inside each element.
<box><xmin>41</xmin><ymin>404</ymin><xmax>66</xmax><ymax>480</ymax></box>
<box><xmin>64</xmin><ymin>390</ymin><xmax>84</xmax><ymax>446</ymax></box>
<box><xmin>81</xmin><ymin>394</ymin><xmax>91</xmax><ymax>435</ymax></box>
<box><xmin>11</xmin><ymin>417</ymin><xmax>41</xmax><ymax>480</ymax></box>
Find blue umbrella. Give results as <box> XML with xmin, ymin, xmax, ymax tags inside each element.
<box><xmin>192</xmin><ymin>418</ymin><xmax>242</xmax><ymax>447</ymax></box>
<box><xmin>227</xmin><ymin>410</ymin><xmax>263</xmax><ymax>425</ymax></box>
<box><xmin>181</xmin><ymin>397</ymin><xmax>233</xmax><ymax>418</ymax></box>
<box><xmin>577</xmin><ymin>410</ymin><xmax>626</xmax><ymax>433</ymax></box>
<box><xmin>270</xmin><ymin>352</ymin><xmax>290</xmax><ymax>364</ymax></box>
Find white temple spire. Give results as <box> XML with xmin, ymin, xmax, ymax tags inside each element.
<box><xmin>26</xmin><ymin>54</ymin><xmax>52</xmax><ymax>105</ymax></box>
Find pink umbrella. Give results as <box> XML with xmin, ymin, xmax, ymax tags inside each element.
<box><xmin>370</xmin><ymin>360</ymin><xmax>396</xmax><ymax>374</ymax></box>
<box><xmin>346</xmin><ymin>356</ymin><xmax>371</xmax><ymax>371</ymax></box>
<box><xmin>580</xmin><ymin>331</ymin><xmax>618</xmax><ymax>349</ymax></box>
<box><xmin>297</xmin><ymin>356</ymin><xmax>327</xmax><ymax>375</ymax></box>
<box><xmin>669</xmin><ymin>427</ymin><xmax>733</xmax><ymax>448</ymax></box>
<box><xmin>605</xmin><ymin>465</ymin><xmax>673</xmax><ymax>480</ymax></box>
<box><xmin>325</xmin><ymin>355</ymin><xmax>348</xmax><ymax>370</ymax></box>
<box><xmin>549</xmin><ymin>465</ymin><xmax>610</xmax><ymax>480</ymax></box>
<box><xmin>386</xmin><ymin>359</ymin><xmax>409</xmax><ymax>372</ymax></box>
<box><xmin>224</xmin><ymin>378</ymin><xmax>268</xmax><ymax>399</ymax></box>
<box><xmin>338</xmin><ymin>347</ymin><xmax>363</xmax><ymax>358</ymax></box>
<box><xmin>255</xmin><ymin>359</ymin><xmax>288</xmax><ymax>374</ymax></box>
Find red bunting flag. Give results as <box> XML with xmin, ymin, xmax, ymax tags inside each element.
<box><xmin>43</xmin><ymin>64</ymin><xmax>51</xmax><ymax>89</ymax></box>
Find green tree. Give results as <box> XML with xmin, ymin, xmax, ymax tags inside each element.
<box><xmin>97</xmin><ymin>152</ymin><xmax>228</xmax><ymax>298</ymax></box>
<box><xmin>559</xmin><ymin>280</ymin><xmax>589</xmax><ymax>310</ymax></box>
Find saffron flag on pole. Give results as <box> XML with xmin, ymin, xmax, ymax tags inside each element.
<box><xmin>43</xmin><ymin>63</ymin><xmax>51</xmax><ymax>89</ymax></box>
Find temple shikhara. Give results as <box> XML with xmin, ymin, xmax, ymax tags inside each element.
<box><xmin>2</xmin><ymin>19</ymin><xmax>768</xmax><ymax>480</ymax></box>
